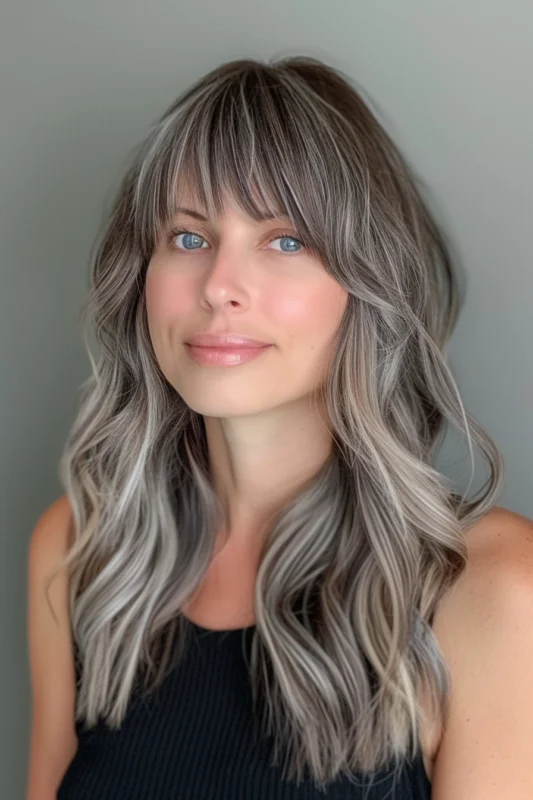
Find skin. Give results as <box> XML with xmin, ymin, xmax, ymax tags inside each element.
<box><xmin>145</xmin><ymin>179</ymin><xmax>348</xmax><ymax>553</ymax></box>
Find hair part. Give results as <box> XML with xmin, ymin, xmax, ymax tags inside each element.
<box><xmin>48</xmin><ymin>54</ymin><xmax>505</xmax><ymax>791</ymax></box>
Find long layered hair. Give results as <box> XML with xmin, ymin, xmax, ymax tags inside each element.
<box><xmin>48</xmin><ymin>55</ymin><xmax>504</xmax><ymax>790</ymax></box>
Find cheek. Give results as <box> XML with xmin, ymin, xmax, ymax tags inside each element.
<box><xmin>145</xmin><ymin>274</ymin><xmax>187</xmax><ymax>361</ymax></box>
<box><xmin>145</xmin><ymin>272</ymin><xmax>190</xmax><ymax>329</ymax></box>
<box><xmin>266</xmin><ymin>284</ymin><xmax>347</xmax><ymax>342</ymax></box>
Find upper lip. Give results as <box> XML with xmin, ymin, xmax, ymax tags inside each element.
<box><xmin>185</xmin><ymin>332</ymin><xmax>271</xmax><ymax>348</ymax></box>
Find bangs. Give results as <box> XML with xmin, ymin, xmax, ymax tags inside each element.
<box><xmin>133</xmin><ymin>64</ymin><xmax>351</xmax><ymax>265</ymax></box>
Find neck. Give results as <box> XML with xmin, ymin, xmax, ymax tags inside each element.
<box><xmin>203</xmin><ymin>393</ymin><xmax>335</xmax><ymax>549</ymax></box>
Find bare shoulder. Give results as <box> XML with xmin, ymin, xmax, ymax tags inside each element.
<box><xmin>460</xmin><ymin>503</ymin><xmax>533</xmax><ymax>571</ymax></box>
<box><xmin>431</xmin><ymin>505</ymin><xmax>533</xmax><ymax>651</ymax></box>
<box><xmin>26</xmin><ymin>493</ymin><xmax>78</xmax><ymax>799</ymax></box>
<box><xmin>28</xmin><ymin>493</ymin><xmax>74</xmax><ymax>558</ymax></box>
<box><xmin>430</xmin><ymin>504</ymin><xmax>533</xmax><ymax>798</ymax></box>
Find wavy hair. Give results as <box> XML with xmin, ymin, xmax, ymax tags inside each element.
<box><xmin>48</xmin><ymin>55</ymin><xmax>505</xmax><ymax>791</ymax></box>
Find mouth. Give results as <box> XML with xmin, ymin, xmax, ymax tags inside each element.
<box><xmin>184</xmin><ymin>343</ymin><xmax>272</xmax><ymax>367</ymax></box>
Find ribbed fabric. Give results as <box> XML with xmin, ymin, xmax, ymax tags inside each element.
<box><xmin>57</xmin><ymin>621</ymin><xmax>432</xmax><ymax>799</ymax></box>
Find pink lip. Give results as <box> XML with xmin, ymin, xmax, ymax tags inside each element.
<box><xmin>185</xmin><ymin>332</ymin><xmax>270</xmax><ymax>347</ymax></box>
<box><xmin>185</xmin><ymin>343</ymin><xmax>271</xmax><ymax>367</ymax></box>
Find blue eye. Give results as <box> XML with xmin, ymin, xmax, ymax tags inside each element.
<box><xmin>267</xmin><ymin>234</ymin><xmax>304</xmax><ymax>254</ymax></box>
<box><xmin>168</xmin><ymin>229</ymin><xmax>209</xmax><ymax>251</ymax></box>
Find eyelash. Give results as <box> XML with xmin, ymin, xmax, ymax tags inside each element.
<box><xmin>166</xmin><ymin>226</ymin><xmax>305</xmax><ymax>255</ymax></box>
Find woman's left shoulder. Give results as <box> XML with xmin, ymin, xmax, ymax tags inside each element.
<box><xmin>429</xmin><ymin>504</ymin><xmax>533</xmax><ymax>798</ymax></box>
<box><xmin>464</xmin><ymin>503</ymin><xmax>533</xmax><ymax>570</ymax></box>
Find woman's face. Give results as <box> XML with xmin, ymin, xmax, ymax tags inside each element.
<box><xmin>145</xmin><ymin>181</ymin><xmax>348</xmax><ymax>418</ymax></box>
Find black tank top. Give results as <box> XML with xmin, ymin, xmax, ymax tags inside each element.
<box><xmin>57</xmin><ymin>620</ymin><xmax>432</xmax><ymax>799</ymax></box>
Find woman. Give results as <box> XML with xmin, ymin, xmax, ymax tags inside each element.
<box><xmin>27</xmin><ymin>55</ymin><xmax>533</xmax><ymax>799</ymax></box>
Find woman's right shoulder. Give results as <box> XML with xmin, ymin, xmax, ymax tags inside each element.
<box><xmin>26</xmin><ymin>494</ymin><xmax>78</xmax><ymax>800</ymax></box>
<box><xmin>28</xmin><ymin>493</ymin><xmax>74</xmax><ymax>560</ymax></box>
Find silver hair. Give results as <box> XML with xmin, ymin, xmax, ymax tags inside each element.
<box><xmin>47</xmin><ymin>55</ymin><xmax>504</xmax><ymax>792</ymax></box>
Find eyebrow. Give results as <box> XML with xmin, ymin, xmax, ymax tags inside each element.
<box><xmin>174</xmin><ymin>206</ymin><xmax>291</xmax><ymax>223</ymax></box>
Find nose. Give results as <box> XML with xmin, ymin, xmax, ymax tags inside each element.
<box><xmin>199</xmin><ymin>245</ymin><xmax>251</xmax><ymax>313</ymax></box>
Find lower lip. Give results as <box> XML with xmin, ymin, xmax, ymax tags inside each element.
<box><xmin>185</xmin><ymin>344</ymin><xmax>272</xmax><ymax>366</ymax></box>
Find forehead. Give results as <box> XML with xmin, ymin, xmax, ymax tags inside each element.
<box><xmin>174</xmin><ymin>174</ymin><xmax>202</xmax><ymax>206</ymax></box>
<box><xmin>173</xmin><ymin>173</ymin><xmax>292</xmax><ymax>224</ymax></box>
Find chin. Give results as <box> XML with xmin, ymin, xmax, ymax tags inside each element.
<box><xmin>169</xmin><ymin>370</ymin><xmax>267</xmax><ymax>414</ymax></box>
<box><xmin>181</xmin><ymin>395</ymin><xmax>276</xmax><ymax>418</ymax></box>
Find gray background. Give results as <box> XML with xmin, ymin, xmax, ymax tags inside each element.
<box><xmin>2</xmin><ymin>1</ymin><xmax>531</xmax><ymax>795</ymax></box>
